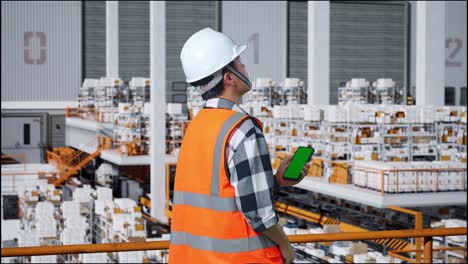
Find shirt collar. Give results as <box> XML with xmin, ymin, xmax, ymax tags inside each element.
<box><xmin>204</xmin><ymin>98</ymin><xmax>248</xmax><ymax>115</ymax></box>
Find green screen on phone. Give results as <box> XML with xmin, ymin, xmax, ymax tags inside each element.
<box><xmin>283</xmin><ymin>147</ymin><xmax>314</xmax><ymax>180</ymax></box>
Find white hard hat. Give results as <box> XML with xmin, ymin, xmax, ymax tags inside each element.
<box><xmin>180</xmin><ymin>28</ymin><xmax>247</xmax><ymax>84</ymax></box>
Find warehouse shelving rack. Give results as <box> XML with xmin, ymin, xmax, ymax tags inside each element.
<box><xmin>338</xmin><ymin>85</ymin><xmax>403</xmax><ymax>105</ymax></box>
<box><xmin>166</xmin><ymin>112</ymin><xmax>188</xmax><ymax>155</ymax></box>
<box><xmin>338</xmin><ymin>86</ymin><xmax>372</xmax><ymax>105</ymax></box>
<box><xmin>409</xmin><ymin>123</ymin><xmax>438</xmax><ymax>161</ymax></box>
<box><xmin>114</xmin><ymin>110</ymin><xmax>144</xmax><ymax>156</ymax></box>
<box><xmin>348</xmin><ymin>123</ymin><xmax>380</xmax><ymax>162</ymax></box>
<box><xmin>379</xmin><ymin>123</ymin><xmax>410</xmax><ymax>162</ymax></box>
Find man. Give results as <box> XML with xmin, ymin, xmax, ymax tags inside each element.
<box><xmin>169</xmin><ymin>28</ymin><xmax>310</xmax><ymax>264</ymax></box>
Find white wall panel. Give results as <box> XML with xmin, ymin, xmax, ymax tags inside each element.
<box><xmin>288</xmin><ymin>1</ymin><xmax>308</xmax><ymax>84</ymax></box>
<box><xmin>166</xmin><ymin>1</ymin><xmax>216</xmax><ymax>103</ymax></box>
<box><xmin>411</xmin><ymin>1</ymin><xmax>466</xmax><ymax>103</ymax></box>
<box><xmin>445</xmin><ymin>1</ymin><xmax>467</xmax><ymax>89</ymax></box>
<box><xmin>222</xmin><ymin>1</ymin><xmax>287</xmax><ymax>82</ymax></box>
<box><xmin>330</xmin><ymin>2</ymin><xmax>407</xmax><ymax>105</ymax></box>
<box><xmin>1</xmin><ymin>1</ymin><xmax>81</xmax><ymax>103</ymax></box>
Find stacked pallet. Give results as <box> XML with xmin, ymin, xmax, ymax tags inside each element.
<box><xmin>329</xmin><ymin>162</ymin><xmax>351</xmax><ymax>184</ymax></box>
<box><xmin>353</xmin><ymin>161</ymin><xmax>467</xmax><ymax>193</ymax></box>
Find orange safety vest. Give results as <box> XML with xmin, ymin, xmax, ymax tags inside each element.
<box><xmin>169</xmin><ymin>108</ymin><xmax>282</xmax><ymax>263</ymax></box>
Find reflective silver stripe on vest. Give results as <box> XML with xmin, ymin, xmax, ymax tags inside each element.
<box><xmin>210</xmin><ymin>112</ymin><xmax>247</xmax><ymax>196</ymax></box>
<box><xmin>173</xmin><ymin>191</ymin><xmax>237</xmax><ymax>212</ymax></box>
<box><xmin>170</xmin><ymin>231</ymin><xmax>276</xmax><ymax>253</ymax></box>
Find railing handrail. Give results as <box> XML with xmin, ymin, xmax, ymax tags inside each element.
<box><xmin>1</xmin><ymin>227</ymin><xmax>465</xmax><ymax>258</ymax></box>
<box><xmin>1</xmin><ymin>154</ymin><xmax>27</xmax><ymax>160</ymax></box>
<box><xmin>62</xmin><ymin>137</ymin><xmax>99</xmax><ymax>165</ymax></box>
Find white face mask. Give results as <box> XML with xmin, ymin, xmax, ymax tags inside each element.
<box><xmin>225</xmin><ymin>64</ymin><xmax>252</xmax><ymax>90</ymax></box>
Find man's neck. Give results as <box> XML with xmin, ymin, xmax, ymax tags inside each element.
<box><xmin>218</xmin><ymin>94</ymin><xmax>241</xmax><ymax>105</ymax></box>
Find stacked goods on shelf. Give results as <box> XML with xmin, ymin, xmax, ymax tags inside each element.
<box><xmin>96</xmin><ymin>77</ymin><xmax>125</xmax><ymax>123</ymax></box>
<box><xmin>77</xmin><ymin>79</ymin><xmax>98</xmax><ymax>120</ymax></box>
<box><xmin>113</xmin><ymin>198</ymin><xmax>146</xmax><ymax>240</ymax></box>
<box><xmin>16</xmin><ymin>184</ymin><xmax>62</xmax><ymax>262</ymax></box>
<box><xmin>303</xmin><ymin>105</ymin><xmax>326</xmax><ymax>159</ymax></box>
<box><xmin>259</xmin><ymin>103</ymin><xmax>467</xmax><ymax>185</ymax></box>
<box><xmin>308</xmin><ymin>158</ymin><xmax>324</xmax><ymax>177</ymax></box>
<box><xmin>94</xmin><ymin>189</ymin><xmax>116</xmax><ymax>244</ymax></box>
<box><xmin>242</xmin><ymin>78</ymin><xmax>276</xmax><ymax>117</ymax></box>
<box><xmin>166</xmin><ymin>103</ymin><xmax>188</xmax><ymax>155</ymax></box>
<box><xmin>323</xmin><ymin>106</ymin><xmax>351</xmax><ymax>182</ymax></box>
<box><xmin>187</xmin><ymin>85</ymin><xmax>204</xmax><ymax>119</ymax></box>
<box><xmin>271</xmin><ymin>151</ymin><xmax>290</xmax><ymax>170</ymax></box>
<box><xmin>280</xmin><ymin>78</ymin><xmax>307</xmax><ymax>105</ymax></box>
<box><xmin>283</xmin><ymin>222</ymin><xmax>401</xmax><ymax>263</ymax></box>
<box><xmin>339</xmin><ymin>78</ymin><xmax>371</xmax><ymax>105</ymax></box>
<box><xmin>70</xmin><ymin>186</ymin><xmax>94</xmax><ymax>246</ymax></box>
<box><xmin>35</xmin><ymin>201</ymin><xmax>57</xmax><ymax>240</ymax></box>
<box><xmin>338</xmin><ymin>78</ymin><xmax>403</xmax><ymax>105</ymax></box>
<box><xmin>43</xmin><ymin>184</ymin><xmax>61</xmax><ymax>203</ymax></box>
<box><xmin>60</xmin><ymin>201</ymin><xmax>89</xmax><ymax>245</ymax></box>
<box><xmin>30</xmin><ymin>255</ymin><xmax>57</xmax><ymax>264</ymax></box>
<box><xmin>93</xmin><ymin>194</ymin><xmax>148</xmax><ymax>262</ymax></box>
<box><xmin>372</xmin><ymin>78</ymin><xmax>403</xmax><ymax>105</ymax></box>
<box><xmin>410</xmin><ymin>122</ymin><xmax>437</xmax><ymax>161</ymax></box>
<box><xmin>436</xmin><ymin>106</ymin><xmax>466</xmax><ymax>163</ymax></box>
<box><xmin>380</xmin><ymin>123</ymin><xmax>410</xmax><ymax>162</ymax></box>
<box><xmin>73</xmin><ymin>77</ymin><xmax>153</xmax><ymax>156</ymax></box>
<box><xmin>94</xmin><ymin>192</ymin><xmax>145</xmax><ymax>240</ymax></box>
<box><xmin>82</xmin><ymin>253</ymin><xmax>108</xmax><ymax>263</ymax></box>
<box><xmin>12</xmin><ymin>182</ymin><xmax>168</xmax><ymax>263</ymax></box>
<box><xmin>95</xmin><ymin>163</ymin><xmax>115</xmax><ymax>187</ymax></box>
<box><xmin>431</xmin><ymin>219</ymin><xmax>466</xmax><ymax>263</ymax></box>
<box><xmin>353</xmin><ymin>161</ymin><xmax>467</xmax><ymax>193</ymax></box>
<box><xmin>242</xmin><ymin>78</ymin><xmax>307</xmax><ymax>117</ymax></box>
<box><xmin>141</xmin><ymin>102</ymin><xmax>151</xmax><ymax>155</ymax></box>
<box><xmin>432</xmin><ymin>219</ymin><xmax>467</xmax><ymax>245</ymax></box>
<box><xmin>128</xmin><ymin>77</ymin><xmax>150</xmax><ymax>107</ymax></box>
<box><xmin>117</xmin><ymin>251</ymin><xmax>145</xmax><ymax>263</ymax></box>
<box><xmin>328</xmin><ymin>162</ymin><xmax>351</xmax><ymax>184</ymax></box>
<box><xmin>115</xmin><ymin>103</ymin><xmax>144</xmax><ymax>156</ymax></box>
<box><xmin>182</xmin><ymin>76</ymin><xmax>466</xmax><ymax>188</ymax></box>
<box><xmin>347</xmin><ymin>105</ymin><xmax>380</xmax><ymax>162</ymax></box>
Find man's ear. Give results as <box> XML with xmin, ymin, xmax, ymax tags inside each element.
<box><xmin>223</xmin><ymin>71</ymin><xmax>234</xmax><ymax>86</ymax></box>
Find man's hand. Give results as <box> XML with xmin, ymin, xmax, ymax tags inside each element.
<box><xmin>279</xmin><ymin>244</ymin><xmax>296</xmax><ymax>264</ymax></box>
<box><xmin>275</xmin><ymin>154</ymin><xmax>310</xmax><ymax>187</ymax></box>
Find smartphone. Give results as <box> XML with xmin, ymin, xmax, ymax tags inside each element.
<box><xmin>283</xmin><ymin>146</ymin><xmax>314</xmax><ymax>181</ymax></box>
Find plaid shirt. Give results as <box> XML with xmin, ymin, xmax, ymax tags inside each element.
<box><xmin>204</xmin><ymin>98</ymin><xmax>278</xmax><ymax>232</ymax></box>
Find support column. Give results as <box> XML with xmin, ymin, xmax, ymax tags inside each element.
<box><xmin>150</xmin><ymin>1</ymin><xmax>167</xmax><ymax>224</ymax></box>
<box><xmin>106</xmin><ymin>1</ymin><xmax>119</xmax><ymax>78</ymax></box>
<box><xmin>307</xmin><ymin>1</ymin><xmax>330</xmax><ymax>105</ymax></box>
<box><xmin>415</xmin><ymin>1</ymin><xmax>445</xmax><ymax>106</ymax></box>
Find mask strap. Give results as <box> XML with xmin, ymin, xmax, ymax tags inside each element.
<box><xmin>225</xmin><ymin>64</ymin><xmax>252</xmax><ymax>89</ymax></box>
<box><xmin>197</xmin><ymin>70</ymin><xmax>223</xmax><ymax>93</ymax></box>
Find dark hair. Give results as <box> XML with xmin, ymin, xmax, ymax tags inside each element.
<box><xmin>190</xmin><ymin>62</ymin><xmax>233</xmax><ymax>100</ymax></box>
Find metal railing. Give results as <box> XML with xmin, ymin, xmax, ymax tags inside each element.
<box><xmin>387</xmin><ymin>205</ymin><xmax>424</xmax><ymax>262</ymax></box>
<box><xmin>1</xmin><ymin>227</ymin><xmax>466</xmax><ymax>264</ymax></box>
<box><xmin>1</xmin><ymin>154</ymin><xmax>56</xmax><ymax>192</ymax></box>
<box><xmin>1</xmin><ymin>154</ymin><xmax>27</xmax><ymax>170</ymax></box>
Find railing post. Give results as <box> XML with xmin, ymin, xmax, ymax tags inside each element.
<box><xmin>387</xmin><ymin>205</ymin><xmax>424</xmax><ymax>262</ymax></box>
<box><xmin>415</xmin><ymin>211</ymin><xmax>423</xmax><ymax>262</ymax></box>
<box><xmin>424</xmin><ymin>236</ymin><xmax>433</xmax><ymax>264</ymax></box>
